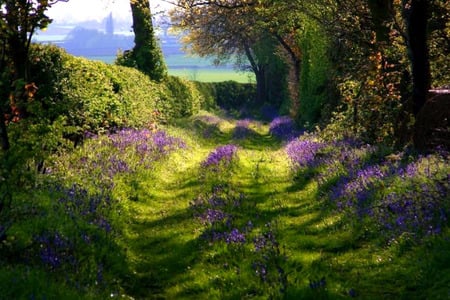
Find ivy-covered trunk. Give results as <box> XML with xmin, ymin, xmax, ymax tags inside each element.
<box><xmin>130</xmin><ymin>0</ymin><xmax>167</xmax><ymax>81</ymax></box>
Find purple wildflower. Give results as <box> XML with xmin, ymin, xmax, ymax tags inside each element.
<box><xmin>151</xmin><ymin>130</ymin><xmax>186</xmax><ymax>155</ymax></box>
<box><xmin>200</xmin><ymin>209</ymin><xmax>229</xmax><ymax>225</ymax></box>
<box><xmin>253</xmin><ymin>261</ymin><xmax>268</xmax><ymax>282</ymax></box>
<box><xmin>285</xmin><ymin>138</ymin><xmax>325</xmax><ymax>170</ymax></box>
<box><xmin>225</xmin><ymin>228</ymin><xmax>246</xmax><ymax>244</ymax></box>
<box><xmin>330</xmin><ymin>164</ymin><xmax>385</xmax><ymax>216</ymax></box>
<box><xmin>269</xmin><ymin>116</ymin><xmax>301</xmax><ymax>141</ymax></box>
<box><xmin>35</xmin><ymin>231</ymin><xmax>74</xmax><ymax>270</ymax></box>
<box><xmin>201</xmin><ymin>145</ymin><xmax>238</xmax><ymax>170</ymax></box>
<box><xmin>233</xmin><ymin>119</ymin><xmax>254</xmax><ymax>139</ymax></box>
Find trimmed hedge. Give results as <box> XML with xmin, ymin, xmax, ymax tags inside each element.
<box><xmin>194</xmin><ymin>80</ymin><xmax>256</xmax><ymax>110</ymax></box>
<box><xmin>29</xmin><ymin>44</ymin><xmax>170</xmax><ymax>134</ymax></box>
<box><xmin>27</xmin><ymin>44</ymin><xmax>255</xmax><ymax>138</ymax></box>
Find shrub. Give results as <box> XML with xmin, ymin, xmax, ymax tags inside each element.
<box><xmin>213</xmin><ymin>81</ymin><xmax>256</xmax><ymax>109</ymax></box>
<box><xmin>28</xmin><ymin>44</ymin><xmax>222</xmax><ymax>140</ymax></box>
<box><xmin>161</xmin><ymin>75</ymin><xmax>202</xmax><ymax>119</ymax></box>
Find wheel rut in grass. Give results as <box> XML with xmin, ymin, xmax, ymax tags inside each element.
<box><xmin>122</xmin><ymin>116</ymin><xmax>299</xmax><ymax>297</ymax></box>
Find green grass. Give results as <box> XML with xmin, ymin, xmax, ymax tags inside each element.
<box><xmin>1</xmin><ymin>110</ymin><xmax>449</xmax><ymax>299</ymax></box>
<box><xmin>168</xmin><ymin>68</ymin><xmax>255</xmax><ymax>83</ymax></box>
<box><xmin>86</xmin><ymin>53</ymin><xmax>255</xmax><ymax>83</ymax></box>
<box><xmin>113</xmin><ymin>112</ymin><xmax>449</xmax><ymax>298</ymax></box>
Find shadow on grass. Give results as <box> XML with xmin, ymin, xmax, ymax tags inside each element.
<box><xmin>121</xmin><ymin>208</ymin><xmax>201</xmax><ymax>298</ymax></box>
<box><xmin>181</xmin><ymin>114</ymin><xmax>285</xmax><ymax>151</ymax></box>
<box><xmin>124</xmin><ymin>112</ymin><xmax>450</xmax><ymax>298</ymax></box>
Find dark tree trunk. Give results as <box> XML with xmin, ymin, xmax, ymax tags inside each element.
<box><xmin>243</xmin><ymin>43</ymin><xmax>267</xmax><ymax>104</ymax></box>
<box><xmin>255</xmin><ymin>68</ymin><xmax>267</xmax><ymax>104</ymax></box>
<box><xmin>0</xmin><ymin>112</ymin><xmax>9</xmax><ymax>151</ymax></box>
<box><xmin>403</xmin><ymin>0</ymin><xmax>431</xmax><ymax>116</ymax></box>
<box><xmin>368</xmin><ymin>0</ymin><xmax>393</xmax><ymax>42</ymax></box>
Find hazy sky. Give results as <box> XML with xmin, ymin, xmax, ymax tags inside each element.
<box><xmin>48</xmin><ymin>0</ymin><xmax>173</xmax><ymax>23</ymax></box>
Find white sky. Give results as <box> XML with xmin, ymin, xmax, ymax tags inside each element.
<box><xmin>48</xmin><ymin>0</ymin><xmax>173</xmax><ymax>23</ymax></box>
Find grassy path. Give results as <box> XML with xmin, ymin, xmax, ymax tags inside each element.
<box><xmin>119</xmin><ymin>112</ymin><xmax>449</xmax><ymax>299</ymax></box>
<box><xmin>120</xmin><ymin>114</ymin><xmax>299</xmax><ymax>298</ymax></box>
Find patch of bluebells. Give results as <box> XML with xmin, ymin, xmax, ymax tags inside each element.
<box><xmin>191</xmin><ymin>185</ymin><xmax>246</xmax><ymax>243</ymax></box>
<box><xmin>73</xmin><ymin>129</ymin><xmax>186</xmax><ymax>182</ymax></box>
<box><xmin>150</xmin><ymin>130</ymin><xmax>187</xmax><ymax>157</ymax></box>
<box><xmin>200</xmin><ymin>144</ymin><xmax>238</xmax><ymax>173</ymax></box>
<box><xmin>191</xmin><ymin>185</ymin><xmax>288</xmax><ymax>297</ymax></box>
<box><xmin>55</xmin><ymin>184</ymin><xmax>113</xmax><ymax>233</ymax></box>
<box><xmin>233</xmin><ymin>119</ymin><xmax>255</xmax><ymax>140</ymax></box>
<box><xmin>313</xmin><ymin>136</ymin><xmax>450</xmax><ymax>241</ymax></box>
<box><xmin>316</xmin><ymin>139</ymin><xmax>379</xmax><ymax>185</ymax></box>
<box><xmin>285</xmin><ymin>138</ymin><xmax>326</xmax><ymax>171</ymax></box>
<box><xmin>108</xmin><ymin>128</ymin><xmax>186</xmax><ymax>161</ymax></box>
<box><xmin>252</xmin><ymin>222</ymin><xmax>288</xmax><ymax>295</ymax></box>
<box><xmin>35</xmin><ymin>231</ymin><xmax>75</xmax><ymax>270</ymax></box>
<box><xmin>33</xmin><ymin>228</ymin><xmax>116</xmax><ymax>288</ymax></box>
<box><xmin>373</xmin><ymin>157</ymin><xmax>449</xmax><ymax>238</ymax></box>
<box><xmin>225</xmin><ymin>228</ymin><xmax>247</xmax><ymax>244</ymax></box>
<box><xmin>269</xmin><ymin>116</ymin><xmax>302</xmax><ymax>141</ymax></box>
<box><xmin>330</xmin><ymin>164</ymin><xmax>386</xmax><ymax>217</ymax></box>
<box><xmin>27</xmin><ymin>184</ymin><xmax>123</xmax><ymax>289</ymax></box>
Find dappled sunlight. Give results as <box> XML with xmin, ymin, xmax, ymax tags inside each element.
<box><xmin>3</xmin><ymin>110</ymin><xmax>448</xmax><ymax>299</ymax></box>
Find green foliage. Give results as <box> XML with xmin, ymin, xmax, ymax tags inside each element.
<box><xmin>298</xmin><ymin>21</ymin><xmax>332</xmax><ymax>128</ymax></box>
<box><xmin>429</xmin><ymin>0</ymin><xmax>450</xmax><ymax>87</ymax></box>
<box><xmin>317</xmin><ymin>1</ymin><xmax>412</xmax><ymax>145</ymax></box>
<box><xmin>162</xmin><ymin>76</ymin><xmax>202</xmax><ymax>119</ymax></box>
<box><xmin>191</xmin><ymin>81</ymin><xmax>218</xmax><ymax>110</ymax></box>
<box><xmin>211</xmin><ymin>81</ymin><xmax>256</xmax><ymax>109</ymax></box>
<box><xmin>28</xmin><ymin>44</ymin><xmax>222</xmax><ymax>136</ymax></box>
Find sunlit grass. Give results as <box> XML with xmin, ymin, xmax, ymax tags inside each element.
<box><xmin>1</xmin><ymin>110</ymin><xmax>448</xmax><ymax>298</ymax></box>
<box><xmin>169</xmin><ymin>68</ymin><xmax>255</xmax><ymax>83</ymax></box>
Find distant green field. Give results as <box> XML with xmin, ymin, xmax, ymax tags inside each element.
<box><xmin>169</xmin><ymin>68</ymin><xmax>255</xmax><ymax>83</ymax></box>
<box><xmin>86</xmin><ymin>54</ymin><xmax>254</xmax><ymax>83</ymax></box>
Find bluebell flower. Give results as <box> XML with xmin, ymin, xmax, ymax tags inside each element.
<box><xmin>269</xmin><ymin>116</ymin><xmax>301</xmax><ymax>141</ymax></box>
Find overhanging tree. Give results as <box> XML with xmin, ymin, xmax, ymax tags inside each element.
<box><xmin>170</xmin><ymin>0</ymin><xmax>301</xmax><ymax>110</ymax></box>
<box><xmin>170</xmin><ymin>0</ymin><xmax>268</xmax><ymax>103</ymax></box>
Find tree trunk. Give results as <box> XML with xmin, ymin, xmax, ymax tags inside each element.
<box><xmin>0</xmin><ymin>112</ymin><xmax>9</xmax><ymax>151</ymax></box>
<box><xmin>403</xmin><ymin>0</ymin><xmax>431</xmax><ymax>116</ymax></box>
<box><xmin>130</xmin><ymin>0</ymin><xmax>167</xmax><ymax>81</ymax></box>
<box><xmin>287</xmin><ymin>59</ymin><xmax>301</xmax><ymax>118</ymax></box>
<box><xmin>274</xmin><ymin>34</ymin><xmax>301</xmax><ymax>118</ymax></box>
<box><xmin>402</xmin><ymin>0</ymin><xmax>431</xmax><ymax>149</ymax></box>
<box><xmin>255</xmin><ymin>68</ymin><xmax>267</xmax><ymax>105</ymax></box>
<box><xmin>243</xmin><ymin>43</ymin><xmax>267</xmax><ymax>104</ymax></box>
